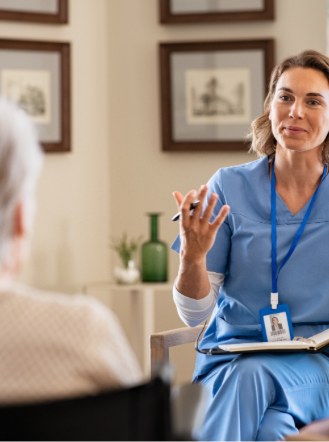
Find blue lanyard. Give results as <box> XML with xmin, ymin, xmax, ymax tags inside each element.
<box><xmin>271</xmin><ymin>159</ymin><xmax>327</xmax><ymax>294</ymax></box>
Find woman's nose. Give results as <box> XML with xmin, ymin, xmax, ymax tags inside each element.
<box><xmin>289</xmin><ymin>101</ymin><xmax>304</xmax><ymax>119</ymax></box>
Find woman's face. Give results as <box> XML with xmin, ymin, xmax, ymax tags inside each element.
<box><xmin>269</xmin><ymin>67</ymin><xmax>329</xmax><ymax>154</ymax></box>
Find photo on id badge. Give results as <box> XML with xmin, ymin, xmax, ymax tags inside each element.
<box><xmin>264</xmin><ymin>313</ymin><xmax>290</xmax><ymax>342</ymax></box>
<box><xmin>259</xmin><ymin>305</ymin><xmax>293</xmax><ymax>342</ymax></box>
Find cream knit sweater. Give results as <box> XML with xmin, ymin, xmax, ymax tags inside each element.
<box><xmin>0</xmin><ymin>283</ymin><xmax>143</xmax><ymax>404</ymax></box>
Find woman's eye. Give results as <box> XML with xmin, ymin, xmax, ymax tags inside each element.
<box><xmin>308</xmin><ymin>100</ymin><xmax>320</xmax><ymax>106</ymax></box>
<box><xmin>279</xmin><ymin>95</ymin><xmax>290</xmax><ymax>101</ymax></box>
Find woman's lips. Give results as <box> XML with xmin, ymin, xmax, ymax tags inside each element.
<box><xmin>284</xmin><ymin>126</ymin><xmax>306</xmax><ymax>134</ymax></box>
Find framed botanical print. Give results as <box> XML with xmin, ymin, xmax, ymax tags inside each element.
<box><xmin>0</xmin><ymin>39</ymin><xmax>71</xmax><ymax>153</ymax></box>
<box><xmin>160</xmin><ymin>0</ymin><xmax>274</xmax><ymax>24</ymax></box>
<box><xmin>159</xmin><ymin>39</ymin><xmax>275</xmax><ymax>151</ymax></box>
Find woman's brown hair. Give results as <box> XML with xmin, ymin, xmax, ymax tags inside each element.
<box><xmin>249</xmin><ymin>50</ymin><xmax>329</xmax><ymax>165</ymax></box>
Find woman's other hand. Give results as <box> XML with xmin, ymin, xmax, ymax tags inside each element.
<box><xmin>173</xmin><ymin>185</ymin><xmax>230</xmax><ymax>266</ymax></box>
<box><xmin>292</xmin><ymin>418</ymin><xmax>329</xmax><ymax>440</ymax></box>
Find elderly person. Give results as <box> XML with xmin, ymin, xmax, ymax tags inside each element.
<box><xmin>172</xmin><ymin>50</ymin><xmax>329</xmax><ymax>441</ymax></box>
<box><xmin>0</xmin><ymin>99</ymin><xmax>142</xmax><ymax>404</ymax></box>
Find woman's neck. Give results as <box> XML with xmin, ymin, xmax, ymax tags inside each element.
<box><xmin>272</xmin><ymin>144</ymin><xmax>325</xmax><ymax>215</ymax></box>
<box><xmin>274</xmin><ymin>144</ymin><xmax>324</xmax><ymax>191</ymax></box>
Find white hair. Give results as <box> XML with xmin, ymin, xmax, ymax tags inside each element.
<box><xmin>0</xmin><ymin>99</ymin><xmax>43</xmax><ymax>269</ymax></box>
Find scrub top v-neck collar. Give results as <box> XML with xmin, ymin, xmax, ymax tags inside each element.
<box><xmin>263</xmin><ymin>156</ymin><xmax>329</xmax><ymax>224</ymax></box>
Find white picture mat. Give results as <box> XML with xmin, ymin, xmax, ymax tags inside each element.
<box><xmin>185</xmin><ymin>68</ymin><xmax>251</xmax><ymax>125</ymax></box>
<box><xmin>170</xmin><ymin>0</ymin><xmax>264</xmax><ymax>14</ymax></box>
<box><xmin>264</xmin><ymin>312</ymin><xmax>291</xmax><ymax>342</ymax></box>
<box><xmin>0</xmin><ymin>49</ymin><xmax>61</xmax><ymax>143</ymax></box>
<box><xmin>2</xmin><ymin>69</ymin><xmax>51</xmax><ymax>124</ymax></box>
<box><xmin>171</xmin><ymin>49</ymin><xmax>264</xmax><ymax>142</ymax></box>
<box><xmin>0</xmin><ymin>0</ymin><xmax>58</xmax><ymax>14</ymax></box>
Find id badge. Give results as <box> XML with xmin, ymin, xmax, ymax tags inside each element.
<box><xmin>259</xmin><ymin>304</ymin><xmax>294</xmax><ymax>342</ymax></box>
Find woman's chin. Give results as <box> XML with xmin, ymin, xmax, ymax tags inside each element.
<box><xmin>278</xmin><ymin>142</ymin><xmax>319</xmax><ymax>154</ymax></box>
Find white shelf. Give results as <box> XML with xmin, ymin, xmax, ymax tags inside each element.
<box><xmin>82</xmin><ymin>281</ymin><xmax>172</xmax><ymax>292</ymax></box>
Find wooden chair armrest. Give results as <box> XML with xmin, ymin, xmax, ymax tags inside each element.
<box><xmin>150</xmin><ymin>325</ymin><xmax>207</xmax><ymax>379</ymax></box>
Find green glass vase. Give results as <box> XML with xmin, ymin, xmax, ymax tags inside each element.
<box><xmin>142</xmin><ymin>214</ymin><xmax>168</xmax><ymax>282</ymax></box>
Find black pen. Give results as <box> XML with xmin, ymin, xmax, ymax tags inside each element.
<box><xmin>172</xmin><ymin>200</ymin><xmax>200</xmax><ymax>221</ymax></box>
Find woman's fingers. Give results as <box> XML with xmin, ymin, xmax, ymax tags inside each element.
<box><xmin>180</xmin><ymin>190</ymin><xmax>197</xmax><ymax>228</ymax></box>
<box><xmin>173</xmin><ymin>191</ymin><xmax>184</xmax><ymax>208</ymax></box>
<box><xmin>210</xmin><ymin>205</ymin><xmax>230</xmax><ymax>231</ymax></box>
<box><xmin>192</xmin><ymin>185</ymin><xmax>207</xmax><ymax>219</ymax></box>
<box><xmin>201</xmin><ymin>193</ymin><xmax>218</xmax><ymax>223</ymax></box>
<box><xmin>173</xmin><ymin>188</ymin><xmax>229</xmax><ymax>236</ymax></box>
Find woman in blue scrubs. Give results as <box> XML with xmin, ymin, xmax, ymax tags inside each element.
<box><xmin>172</xmin><ymin>50</ymin><xmax>329</xmax><ymax>441</ymax></box>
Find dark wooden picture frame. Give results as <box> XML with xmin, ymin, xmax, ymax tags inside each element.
<box><xmin>0</xmin><ymin>0</ymin><xmax>68</xmax><ymax>24</ymax></box>
<box><xmin>160</xmin><ymin>0</ymin><xmax>274</xmax><ymax>24</ymax></box>
<box><xmin>0</xmin><ymin>39</ymin><xmax>71</xmax><ymax>153</ymax></box>
<box><xmin>160</xmin><ymin>39</ymin><xmax>275</xmax><ymax>152</ymax></box>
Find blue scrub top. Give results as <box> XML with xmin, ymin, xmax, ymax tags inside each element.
<box><xmin>171</xmin><ymin>156</ymin><xmax>329</xmax><ymax>380</ymax></box>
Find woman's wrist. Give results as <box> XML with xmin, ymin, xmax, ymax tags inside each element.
<box><xmin>177</xmin><ymin>256</ymin><xmax>210</xmax><ymax>300</ymax></box>
<box><xmin>179</xmin><ymin>251</ymin><xmax>206</xmax><ymax>267</ymax></box>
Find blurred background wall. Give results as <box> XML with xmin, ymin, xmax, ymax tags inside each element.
<box><xmin>0</xmin><ymin>0</ymin><xmax>112</xmax><ymax>293</ymax></box>
<box><xmin>0</xmin><ymin>0</ymin><xmax>326</xmax><ymax>384</ymax></box>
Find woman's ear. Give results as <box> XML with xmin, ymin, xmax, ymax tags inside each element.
<box><xmin>13</xmin><ymin>202</ymin><xmax>25</xmax><ymax>239</ymax></box>
<box><xmin>13</xmin><ymin>199</ymin><xmax>35</xmax><ymax>240</ymax></box>
<box><xmin>10</xmin><ymin>199</ymin><xmax>34</xmax><ymax>274</ymax></box>
<box><xmin>269</xmin><ymin>107</ymin><xmax>272</xmax><ymax>120</ymax></box>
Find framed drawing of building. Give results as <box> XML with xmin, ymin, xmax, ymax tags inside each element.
<box><xmin>159</xmin><ymin>39</ymin><xmax>275</xmax><ymax>151</ymax></box>
<box><xmin>159</xmin><ymin>0</ymin><xmax>274</xmax><ymax>24</ymax></box>
<box><xmin>0</xmin><ymin>39</ymin><xmax>71</xmax><ymax>153</ymax></box>
<box><xmin>0</xmin><ymin>0</ymin><xmax>68</xmax><ymax>24</ymax></box>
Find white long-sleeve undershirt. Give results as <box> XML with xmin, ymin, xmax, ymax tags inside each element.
<box><xmin>173</xmin><ymin>271</ymin><xmax>225</xmax><ymax>327</ymax></box>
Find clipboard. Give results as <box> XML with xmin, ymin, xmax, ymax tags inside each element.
<box><xmin>199</xmin><ymin>342</ymin><xmax>329</xmax><ymax>356</ymax></box>
<box><xmin>195</xmin><ymin>321</ymin><xmax>329</xmax><ymax>356</ymax></box>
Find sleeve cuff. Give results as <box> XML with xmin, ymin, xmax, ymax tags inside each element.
<box><xmin>173</xmin><ymin>278</ymin><xmax>214</xmax><ymax>313</ymax></box>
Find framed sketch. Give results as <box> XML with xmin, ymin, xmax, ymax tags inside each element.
<box><xmin>0</xmin><ymin>39</ymin><xmax>71</xmax><ymax>153</ymax></box>
<box><xmin>159</xmin><ymin>39</ymin><xmax>274</xmax><ymax>151</ymax></box>
<box><xmin>160</xmin><ymin>0</ymin><xmax>274</xmax><ymax>24</ymax></box>
<box><xmin>0</xmin><ymin>0</ymin><xmax>68</xmax><ymax>24</ymax></box>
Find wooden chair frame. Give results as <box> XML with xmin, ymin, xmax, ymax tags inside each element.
<box><xmin>150</xmin><ymin>325</ymin><xmax>206</xmax><ymax>378</ymax></box>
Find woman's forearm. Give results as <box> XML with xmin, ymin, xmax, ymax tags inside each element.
<box><xmin>176</xmin><ymin>257</ymin><xmax>211</xmax><ymax>300</ymax></box>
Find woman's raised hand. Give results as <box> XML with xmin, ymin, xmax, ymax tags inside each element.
<box><xmin>173</xmin><ymin>185</ymin><xmax>230</xmax><ymax>265</ymax></box>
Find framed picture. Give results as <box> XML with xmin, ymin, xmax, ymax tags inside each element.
<box><xmin>159</xmin><ymin>39</ymin><xmax>275</xmax><ymax>151</ymax></box>
<box><xmin>160</xmin><ymin>0</ymin><xmax>274</xmax><ymax>24</ymax></box>
<box><xmin>0</xmin><ymin>0</ymin><xmax>68</xmax><ymax>24</ymax></box>
<box><xmin>0</xmin><ymin>39</ymin><xmax>71</xmax><ymax>153</ymax></box>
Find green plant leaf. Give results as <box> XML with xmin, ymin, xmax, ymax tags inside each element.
<box><xmin>110</xmin><ymin>233</ymin><xmax>143</xmax><ymax>268</ymax></box>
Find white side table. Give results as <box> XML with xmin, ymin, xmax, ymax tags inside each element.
<box><xmin>82</xmin><ymin>282</ymin><xmax>172</xmax><ymax>375</ymax></box>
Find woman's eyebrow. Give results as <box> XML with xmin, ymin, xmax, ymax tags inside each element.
<box><xmin>277</xmin><ymin>87</ymin><xmax>324</xmax><ymax>98</ymax></box>
<box><xmin>306</xmin><ymin>92</ymin><xmax>325</xmax><ymax>98</ymax></box>
<box><xmin>277</xmin><ymin>87</ymin><xmax>293</xmax><ymax>93</ymax></box>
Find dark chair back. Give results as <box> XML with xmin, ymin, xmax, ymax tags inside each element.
<box><xmin>0</xmin><ymin>377</ymin><xmax>172</xmax><ymax>441</ymax></box>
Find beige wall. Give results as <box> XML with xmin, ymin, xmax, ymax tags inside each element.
<box><xmin>0</xmin><ymin>0</ymin><xmax>327</xmax><ymax>385</ymax></box>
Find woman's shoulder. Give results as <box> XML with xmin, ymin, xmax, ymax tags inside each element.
<box><xmin>220</xmin><ymin>156</ymin><xmax>268</xmax><ymax>178</ymax></box>
<box><xmin>207</xmin><ymin>156</ymin><xmax>271</xmax><ymax>220</ymax></box>
<box><xmin>209</xmin><ymin>156</ymin><xmax>269</xmax><ymax>193</ymax></box>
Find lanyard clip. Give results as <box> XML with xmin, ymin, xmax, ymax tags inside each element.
<box><xmin>271</xmin><ymin>293</ymin><xmax>278</xmax><ymax>310</ymax></box>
